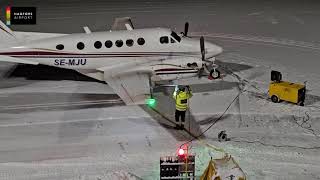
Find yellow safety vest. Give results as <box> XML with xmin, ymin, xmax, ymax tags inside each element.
<box><xmin>173</xmin><ymin>90</ymin><xmax>192</xmax><ymax>111</ymax></box>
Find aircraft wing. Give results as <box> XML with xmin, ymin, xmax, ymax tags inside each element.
<box><xmin>0</xmin><ymin>55</ymin><xmax>39</xmax><ymax>65</ymax></box>
<box><xmin>99</xmin><ymin>64</ymin><xmax>153</xmax><ymax>105</ymax></box>
<box><xmin>111</xmin><ymin>17</ymin><xmax>134</xmax><ymax>31</ymax></box>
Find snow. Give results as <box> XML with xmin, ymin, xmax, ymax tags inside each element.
<box><xmin>1</xmin><ymin>46</ymin><xmax>319</xmax><ymax>179</ymax></box>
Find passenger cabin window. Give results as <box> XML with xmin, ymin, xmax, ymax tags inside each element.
<box><xmin>105</xmin><ymin>40</ymin><xmax>113</xmax><ymax>48</ymax></box>
<box><xmin>115</xmin><ymin>40</ymin><xmax>123</xmax><ymax>47</ymax></box>
<box><xmin>77</xmin><ymin>42</ymin><xmax>85</xmax><ymax>50</ymax></box>
<box><xmin>126</xmin><ymin>39</ymin><xmax>134</xmax><ymax>47</ymax></box>
<box><xmin>56</xmin><ymin>44</ymin><xmax>64</xmax><ymax>50</ymax></box>
<box><xmin>94</xmin><ymin>41</ymin><xmax>102</xmax><ymax>49</ymax></box>
<box><xmin>160</xmin><ymin>36</ymin><xmax>169</xmax><ymax>44</ymax></box>
<box><xmin>137</xmin><ymin>38</ymin><xmax>145</xmax><ymax>45</ymax></box>
<box><xmin>171</xmin><ymin>38</ymin><xmax>176</xmax><ymax>43</ymax></box>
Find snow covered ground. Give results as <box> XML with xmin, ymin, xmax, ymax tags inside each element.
<box><xmin>0</xmin><ymin>0</ymin><xmax>320</xmax><ymax>179</ymax></box>
<box><xmin>0</xmin><ymin>43</ymin><xmax>319</xmax><ymax>179</ymax></box>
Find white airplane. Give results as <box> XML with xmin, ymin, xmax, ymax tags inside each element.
<box><xmin>0</xmin><ymin>17</ymin><xmax>223</xmax><ymax>105</ymax></box>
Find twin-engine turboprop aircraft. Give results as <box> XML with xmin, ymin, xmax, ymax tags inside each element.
<box><xmin>0</xmin><ymin>17</ymin><xmax>223</xmax><ymax>105</ymax></box>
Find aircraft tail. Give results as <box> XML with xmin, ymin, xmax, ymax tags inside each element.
<box><xmin>0</xmin><ymin>20</ymin><xmax>19</xmax><ymax>47</ymax></box>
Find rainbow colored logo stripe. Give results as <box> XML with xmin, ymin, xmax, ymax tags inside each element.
<box><xmin>6</xmin><ymin>6</ymin><xmax>11</xmax><ymax>25</ymax></box>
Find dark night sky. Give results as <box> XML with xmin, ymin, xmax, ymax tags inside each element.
<box><xmin>0</xmin><ymin>0</ymin><xmax>319</xmax><ymax>42</ymax></box>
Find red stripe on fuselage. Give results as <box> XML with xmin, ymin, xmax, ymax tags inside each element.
<box><xmin>0</xmin><ymin>51</ymin><xmax>199</xmax><ymax>56</ymax></box>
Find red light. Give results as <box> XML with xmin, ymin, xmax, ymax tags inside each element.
<box><xmin>178</xmin><ymin>148</ymin><xmax>185</xmax><ymax>156</ymax></box>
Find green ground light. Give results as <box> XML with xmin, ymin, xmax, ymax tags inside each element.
<box><xmin>146</xmin><ymin>98</ymin><xmax>157</xmax><ymax>107</ymax></box>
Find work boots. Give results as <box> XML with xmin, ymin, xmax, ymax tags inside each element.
<box><xmin>174</xmin><ymin>124</ymin><xmax>184</xmax><ymax>130</ymax></box>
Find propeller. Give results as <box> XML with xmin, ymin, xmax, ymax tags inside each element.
<box><xmin>197</xmin><ymin>67</ymin><xmax>204</xmax><ymax>79</ymax></box>
<box><xmin>196</xmin><ymin>36</ymin><xmax>204</xmax><ymax>78</ymax></box>
<box><xmin>184</xmin><ymin>22</ymin><xmax>189</xmax><ymax>37</ymax></box>
<box><xmin>198</xmin><ymin>36</ymin><xmax>217</xmax><ymax>79</ymax></box>
<box><xmin>200</xmin><ymin>36</ymin><xmax>214</xmax><ymax>64</ymax></box>
<box><xmin>181</xmin><ymin>22</ymin><xmax>189</xmax><ymax>37</ymax></box>
<box><xmin>200</xmin><ymin>36</ymin><xmax>205</xmax><ymax>61</ymax></box>
<box><xmin>197</xmin><ymin>36</ymin><xmax>205</xmax><ymax>78</ymax></box>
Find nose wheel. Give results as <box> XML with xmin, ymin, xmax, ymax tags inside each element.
<box><xmin>198</xmin><ymin>64</ymin><xmax>221</xmax><ymax>80</ymax></box>
<box><xmin>209</xmin><ymin>68</ymin><xmax>221</xmax><ymax>79</ymax></box>
<box><xmin>204</xmin><ymin>63</ymin><xmax>221</xmax><ymax>80</ymax></box>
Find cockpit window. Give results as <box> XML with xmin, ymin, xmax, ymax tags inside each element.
<box><xmin>171</xmin><ymin>31</ymin><xmax>181</xmax><ymax>42</ymax></box>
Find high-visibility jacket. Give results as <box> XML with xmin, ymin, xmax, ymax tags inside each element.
<box><xmin>173</xmin><ymin>90</ymin><xmax>193</xmax><ymax>111</ymax></box>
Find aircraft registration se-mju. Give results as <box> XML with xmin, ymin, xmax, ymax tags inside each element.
<box><xmin>0</xmin><ymin>17</ymin><xmax>223</xmax><ymax>105</ymax></box>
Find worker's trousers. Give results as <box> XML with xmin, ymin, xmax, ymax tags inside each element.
<box><xmin>175</xmin><ymin>110</ymin><xmax>186</xmax><ymax>123</ymax></box>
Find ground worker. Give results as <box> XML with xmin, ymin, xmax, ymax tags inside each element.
<box><xmin>173</xmin><ymin>85</ymin><xmax>193</xmax><ymax>130</ymax></box>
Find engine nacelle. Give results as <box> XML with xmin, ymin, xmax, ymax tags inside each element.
<box><xmin>150</xmin><ymin>57</ymin><xmax>201</xmax><ymax>81</ymax></box>
<box><xmin>159</xmin><ymin>57</ymin><xmax>202</xmax><ymax>69</ymax></box>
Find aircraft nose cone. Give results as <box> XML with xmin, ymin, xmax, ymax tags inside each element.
<box><xmin>205</xmin><ymin>42</ymin><xmax>223</xmax><ymax>57</ymax></box>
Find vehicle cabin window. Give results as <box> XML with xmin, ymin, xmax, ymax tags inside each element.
<box><xmin>56</xmin><ymin>44</ymin><xmax>64</xmax><ymax>50</ymax></box>
<box><xmin>115</xmin><ymin>40</ymin><xmax>123</xmax><ymax>47</ymax></box>
<box><xmin>77</xmin><ymin>42</ymin><xmax>85</xmax><ymax>50</ymax></box>
<box><xmin>105</xmin><ymin>40</ymin><xmax>113</xmax><ymax>48</ymax></box>
<box><xmin>160</xmin><ymin>36</ymin><xmax>169</xmax><ymax>44</ymax></box>
<box><xmin>137</xmin><ymin>38</ymin><xmax>145</xmax><ymax>45</ymax></box>
<box><xmin>94</xmin><ymin>41</ymin><xmax>102</xmax><ymax>49</ymax></box>
<box><xmin>126</xmin><ymin>39</ymin><xmax>134</xmax><ymax>47</ymax></box>
<box><xmin>171</xmin><ymin>31</ymin><xmax>181</xmax><ymax>42</ymax></box>
<box><xmin>171</xmin><ymin>38</ymin><xmax>176</xmax><ymax>43</ymax></box>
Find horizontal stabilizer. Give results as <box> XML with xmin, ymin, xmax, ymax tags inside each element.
<box><xmin>111</xmin><ymin>17</ymin><xmax>134</xmax><ymax>31</ymax></box>
<box><xmin>0</xmin><ymin>55</ymin><xmax>39</xmax><ymax>65</ymax></box>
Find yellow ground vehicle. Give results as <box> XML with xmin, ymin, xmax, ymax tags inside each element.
<box><xmin>268</xmin><ymin>71</ymin><xmax>306</xmax><ymax>106</ymax></box>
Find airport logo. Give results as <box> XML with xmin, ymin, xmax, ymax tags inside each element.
<box><xmin>6</xmin><ymin>6</ymin><xmax>36</xmax><ymax>25</ymax></box>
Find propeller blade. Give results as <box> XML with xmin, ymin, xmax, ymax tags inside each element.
<box><xmin>184</xmin><ymin>22</ymin><xmax>189</xmax><ymax>37</ymax></box>
<box><xmin>198</xmin><ymin>67</ymin><xmax>204</xmax><ymax>79</ymax></box>
<box><xmin>200</xmin><ymin>36</ymin><xmax>205</xmax><ymax>61</ymax></box>
<box><xmin>204</xmin><ymin>63</ymin><xmax>211</xmax><ymax>74</ymax></box>
<box><xmin>203</xmin><ymin>59</ymin><xmax>213</xmax><ymax>63</ymax></box>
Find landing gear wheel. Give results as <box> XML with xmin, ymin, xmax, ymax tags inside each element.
<box><xmin>271</xmin><ymin>95</ymin><xmax>279</xmax><ymax>103</ymax></box>
<box><xmin>298</xmin><ymin>101</ymin><xmax>304</xmax><ymax>106</ymax></box>
<box><xmin>209</xmin><ymin>69</ymin><xmax>221</xmax><ymax>79</ymax></box>
<box><xmin>218</xmin><ymin>130</ymin><xmax>228</xmax><ymax>142</ymax></box>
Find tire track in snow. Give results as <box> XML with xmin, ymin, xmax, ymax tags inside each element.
<box><xmin>0</xmin><ymin>99</ymin><xmax>123</xmax><ymax>110</ymax></box>
<box><xmin>0</xmin><ymin>116</ymin><xmax>145</xmax><ymax>128</ymax></box>
<box><xmin>232</xmin><ymin>139</ymin><xmax>320</xmax><ymax>150</ymax></box>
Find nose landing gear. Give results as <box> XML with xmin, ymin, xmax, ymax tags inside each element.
<box><xmin>209</xmin><ymin>68</ymin><xmax>221</xmax><ymax>79</ymax></box>
<box><xmin>197</xmin><ymin>64</ymin><xmax>221</xmax><ymax>80</ymax></box>
<box><xmin>203</xmin><ymin>64</ymin><xmax>221</xmax><ymax>80</ymax></box>
<box><xmin>198</xmin><ymin>36</ymin><xmax>221</xmax><ymax>80</ymax></box>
